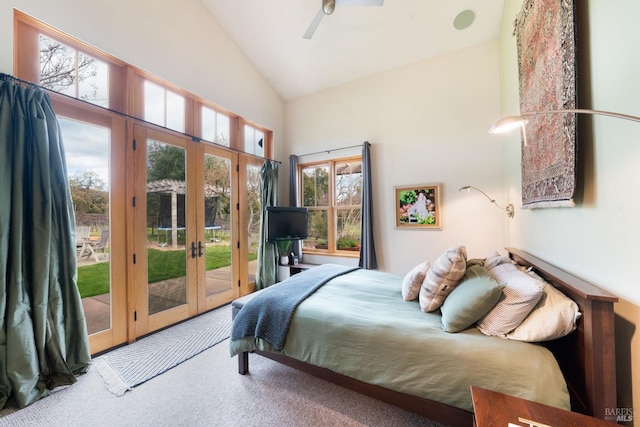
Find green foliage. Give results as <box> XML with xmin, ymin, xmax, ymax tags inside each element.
<box><xmin>302</xmin><ymin>167</ymin><xmax>329</xmax><ymax>207</ymax></box>
<box><xmin>76</xmin><ymin>245</ymin><xmax>255</xmax><ymax>298</ymax></box>
<box><xmin>337</xmin><ymin>236</ymin><xmax>359</xmax><ymax>248</ymax></box>
<box><xmin>69</xmin><ymin>171</ymin><xmax>108</xmax><ymax>214</ymax></box>
<box><xmin>416</xmin><ymin>214</ymin><xmax>436</xmax><ymax>225</ymax></box>
<box><xmin>399</xmin><ymin>190</ymin><xmax>416</xmax><ymax>206</ymax></box>
<box><xmin>147</xmin><ymin>142</ymin><xmax>186</xmax><ymax>182</ymax></box>
<box><xmin>275</xmin><ymin>240</ymin><xmax>292</xmax><ymax>256</ymax></box>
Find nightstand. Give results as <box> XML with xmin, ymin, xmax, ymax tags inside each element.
<box><xmin>470</xmin><ymin>386</ymin><xmax>618</xmax><ymax>427</ymax></box>
<box><xmin>277</xmin><ymin>262</ymin><xmax>318</xmax><ymax>282</ymax></box>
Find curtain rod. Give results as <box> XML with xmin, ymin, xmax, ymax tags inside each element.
<box><xmin>0</xmin><ymin>72</ymin><xmax>280</xmax><ymax>164</ymax></box>
<box><xmin>296</xmin><ymin>143</ymin><xmax>365</xmax><ymax>158</ymax></box>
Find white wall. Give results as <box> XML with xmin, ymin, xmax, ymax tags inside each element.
<box><xmin>0</xmin><ymin>0</ymin><xmax>284</xmax><ymax>152</ymax></box>
<box><xmin>499</xmin><ymin>0</ymin><xmax>640</xmax><ymax>416</ymax></box>
<box><xmin>284</xmin><ymin>41</ymin><xmax>504</xmax><ymax>274</ymax></box>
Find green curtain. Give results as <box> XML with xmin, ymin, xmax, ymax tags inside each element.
<box><xmin>0</xmin><ymin>76</ymin><xmax>91</xmax><ymax>410</ymax></box>
<box><xmin>254</xmin><ymin>160</ymin><xmax>278</xmax><ymax>290</ymax></box>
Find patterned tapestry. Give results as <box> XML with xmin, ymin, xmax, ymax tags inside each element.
<box><xmin>515</xmin><ymin>0</ymin><xmax>577</xmax><ymax>208</ymax></box>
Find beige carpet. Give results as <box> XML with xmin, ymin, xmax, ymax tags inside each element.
<box><xmin>0</xmin><ymin>336</ymin><xmax>444</xmax><ymax>427</ymax></box>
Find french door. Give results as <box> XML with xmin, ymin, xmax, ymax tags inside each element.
<box><xmin>132</xmin><ymin>124</ymin><xmax>240</xmax><ymax>336</ymax></box>
<box><xmin>53</xmin><ymin>98</ymin><xmax>128</xmax><ymax>354</ymax></box>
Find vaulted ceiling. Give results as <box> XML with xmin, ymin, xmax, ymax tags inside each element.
<box><xmin>201</xmin><ymin>0</ymin><xmax>505</xmax><ymax>101</ymax></box>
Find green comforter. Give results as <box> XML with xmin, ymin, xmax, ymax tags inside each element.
<box><xmin>229</xmin><ymin>269</ymin><xmax>570</xmax><ymax>412</ymax></box>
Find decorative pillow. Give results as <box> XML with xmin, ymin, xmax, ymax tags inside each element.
<box><xmin>506</xmin><ymin>271</ymin><xmax>581</xmax><ymax>342</ymax></box>
<box><xmin>401</xmin><ymin>261</ymin><xmax>431</xmax><ymax>301</ymax></box>
<box><xmin>484</xmin><ymin>250</ymin><xmax>512</xmax><ymax>271</ymax></box>
<box><xmin>419</xmin><ymin>246</ymin><xmax>467</xmax><ymax>312</ymax></box>
<box><xmin>440</xmin><ymin>265</ymin><xmax>505</xmax><ymax>333</ymax></box>
<box><xmin>476</xmin><ymin>262</ymin><xmax>544</xmax><ymax>337</ymax></box>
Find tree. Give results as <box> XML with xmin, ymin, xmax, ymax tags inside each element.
<box><xmin>39</xmin><ymin>35</ymin><xmax>98</xmax><ymax>101</ymax></box>
<box><xmin>147</xmin><ymin>141</ymin><xmax>186</xmax><ymax>182</ymax></box>
<box><xmin>69</xmin><ymin>171</ymin><xmax>108</xmax><ymax>214</ymax></box>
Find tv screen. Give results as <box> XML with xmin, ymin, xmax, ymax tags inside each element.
<box><xmin>267</xmin><ymin>207</ymin><xmax>308</xmax><ymax>241</ymax></box>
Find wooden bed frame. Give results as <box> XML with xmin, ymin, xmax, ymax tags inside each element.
<box><xmin>236</xmin><ymin>248</ymin><xmax>618</xmax><ymax>426</ymax></box>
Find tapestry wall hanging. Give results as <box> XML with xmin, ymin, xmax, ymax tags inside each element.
<box><xmin>515</xmin><ymin>0</ymin><xmax>577</xmax><ymax>208</ymax></box>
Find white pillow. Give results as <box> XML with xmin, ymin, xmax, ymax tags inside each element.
<box><xmin>419</xmin><ymin>246</ymin><xmax>467</xmax><ymax>312</ymax></box>
<box><xmin>506</xmin><ymin>271</ymin><xmax>581</xmax><ymax>342</ymax></box>
<box><xmin>484</xmin><ymin>250</ymin><xmax>512</xmax><ymax>271</ymax></box>
<box><xmin>476</xmin><ymin>262</ymin><xmax>544</xmax><ymax>337</ymax></box>
<box><xmin>401</xmin><ymin>261</ymin><xmax>431</xmax><ymax>301</ymax></box>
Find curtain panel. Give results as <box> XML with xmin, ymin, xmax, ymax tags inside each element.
<box><xmin>359</xmin><ymin>141</ymin><xmax>378</xmax><ymax>269</ymax></box>
<box><xmin>254</xmin><ymin>160</ymin><xmax>278</xmax><ymax>290</ymax></box>
<box><xmin>288</xmin><ymin>155</ymin><xmax>302</xmax><ymax>260</ymax></box>
<box><xmin>0</xmin><ymin>76</ymin><xmax>91</xmax><ymax>409</ymax></box>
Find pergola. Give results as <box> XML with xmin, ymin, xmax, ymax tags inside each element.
<box><xmin>147</xmin><ymin>179</ymin><xmax>220</xmax><ymax>249</ymax></box>
<box><xmin>147</xmin><ymin>179</ymin><xmax>186</xmax><ymax>249</ymax></box>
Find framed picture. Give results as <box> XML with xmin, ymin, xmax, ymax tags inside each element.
<box><xmin>394</xmin><ymin>183</ymin><xmax>441</xmax><ymax>229</ymax></box>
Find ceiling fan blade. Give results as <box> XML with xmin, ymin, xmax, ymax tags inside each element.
<box><xmin>336</xmin><ymin>0</ymin><xmax>383</xmax><ymax>6</ymax></box>
<box><xmin>303</xmin><ymin>8</ymin><xmax>325</xmax><ymax>39</ymax></box>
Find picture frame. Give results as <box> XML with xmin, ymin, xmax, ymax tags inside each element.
<box><xmin>394</xmin><ymin>183</ymin><xmax>441</xmax><ymax>229</ymax></box>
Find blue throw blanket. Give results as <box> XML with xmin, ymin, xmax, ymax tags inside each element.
<box><xmin>231</xmin><ymin>264</ymin><xmax>359</xmax><ymax>351</ymax></box>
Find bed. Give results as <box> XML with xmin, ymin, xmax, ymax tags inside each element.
<box><xmin>230</xmin><ymin>248</ymin><xmax>618</xmax><ymax>426</ymax></box>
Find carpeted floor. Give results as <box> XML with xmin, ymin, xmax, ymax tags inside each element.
<box><xmin>0</xmin><ymin>303</ymin><xmax>445</xmax><ymax>427</ymax></box>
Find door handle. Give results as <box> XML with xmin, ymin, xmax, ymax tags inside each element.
<box><xmin>191</xmin><ymin>242</ymin><xmax>197</xmax><ymax>258</ymax></box>
<box><xmin>198</xmin><ymin>241</ymin><xmax>204</xmax><ymax>257</ymax></box>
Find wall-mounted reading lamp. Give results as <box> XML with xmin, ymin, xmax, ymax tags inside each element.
<box><xmin>488</xmin><ymin>108</ymin><xmax>640</xmax><ymax>134</ymax></box>
<box><xmin>459</xmin><ymin>186</ymin><xmax>515</xmax><ymax>218</ymax></box>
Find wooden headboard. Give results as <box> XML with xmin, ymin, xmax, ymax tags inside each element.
<box><xmin>507</xmin><ymin>248</ymin><xmax>618</xmax><ymax>419</ymax></box>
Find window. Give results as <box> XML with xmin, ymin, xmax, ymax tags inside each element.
<box><xmin>244</xmin><ymin>124</ymin><xmax>264</xmax><ymax>157</ymax></box>
<box><xmin>300</xmin><ymin>158</ymin><xmax>362</xmax><ymax>255</ymax></box>
<box><xmin>144</xmin><ymin>80</ymin><xmax>185</xmax><ymax>133</ymax></box>
<box><xmin>39</xmin><ymin>34</ymin><xmax>109</xmax><ymax>107</ymax></box>
<box><xmin>202</xmin><ymin>106</ymin><xmax>230</xmax><ymax>146</ymax></box>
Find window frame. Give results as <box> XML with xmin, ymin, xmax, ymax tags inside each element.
<box><xmin>298</xmin><ymin>155</ymin><xmax>363</xmax><ymax>257</ymax></box>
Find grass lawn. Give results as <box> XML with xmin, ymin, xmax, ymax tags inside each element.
<box><xmin>77</xmin><ymin>245</ymin><xmax>257</xmax><ymax>298</ymax></box>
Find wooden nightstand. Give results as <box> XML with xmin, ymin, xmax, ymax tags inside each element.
<box><xmin>471</xmin><ymin>386</ymin><xmax>618</xmax><ymax>427</ymax></box>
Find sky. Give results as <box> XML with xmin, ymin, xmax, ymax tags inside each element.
<box><xmin>58</xmin><ymin>117</ymin><xmax>110</xmax><ymax>189</ymax></box>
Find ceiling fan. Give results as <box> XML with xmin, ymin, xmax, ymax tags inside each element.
<box><xmin>303</xmin><ymin>0</ymin><xmax>384</xmax><ymax>40</ymax></box>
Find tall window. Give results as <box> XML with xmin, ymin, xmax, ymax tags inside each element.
<box><xmin>300</xmin><ymin>158</ymin><xmax>362</xmax><ymax>255</ymax></box>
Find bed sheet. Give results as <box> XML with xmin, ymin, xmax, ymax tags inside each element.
<box><xmin>230</xmin><ymin>269</ymin><xmax>570</xmax><ymax>412</ymax></box>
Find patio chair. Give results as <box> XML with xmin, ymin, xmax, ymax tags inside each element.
<box><xmin>79</xmin><ymin>229</ymin><xmax>109</xmax><ymax>262</ymax></box>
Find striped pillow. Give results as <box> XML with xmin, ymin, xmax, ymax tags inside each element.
<box><xmin>419</xmin><ymin>246</ymin><xmax>467</xmax><ymax>312</ymax></box>
<box><xmin>476</xmin><ymin>262</ymin><xmax>544</xmax><ymax>337</ymax></box>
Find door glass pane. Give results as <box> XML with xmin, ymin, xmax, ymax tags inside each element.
<box><xmin>246</xmin><ymin>163</ymin><xmax>261</xmax><ymax>284</ymax></box>
<box><xmin>59</xmin><ymin>117</ymin><xmax>111</xmax><ymax>335</ymax></box>
<box><xmin>146</xmin><ymin>140</ymin><xmax>187</xmax><ymax>315</ymax></box>
<box><xmin>203</xmin><ymin>153</ymin><xmax>232</xmax><ymax>298</ymax></box>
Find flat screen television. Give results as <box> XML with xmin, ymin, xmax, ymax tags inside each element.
<box><xmin>267</xmin><ymin>207</ymin><xmax>308</xmax><ymax>241</ymax></box>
